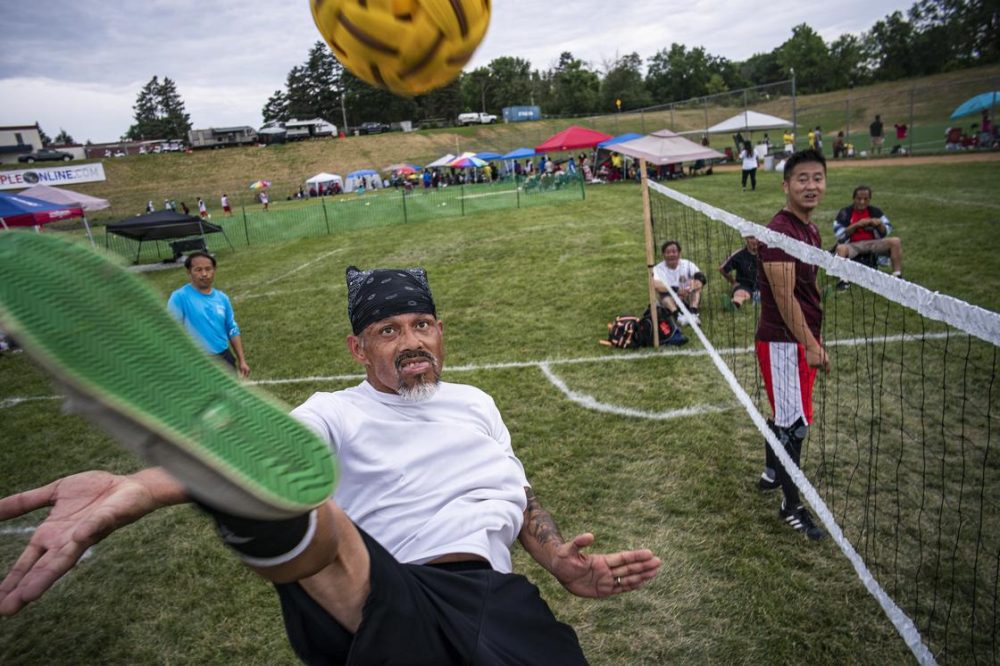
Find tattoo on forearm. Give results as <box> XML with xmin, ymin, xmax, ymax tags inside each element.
<box><xmin>524</xmin><ymin>488</ymin><xmax>563</xmax><ymax>546</ymax></box>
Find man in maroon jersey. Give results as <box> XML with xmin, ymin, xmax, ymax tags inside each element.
<box><xmin>755</xmin><ymin>149</ymin><xmax>830</xmax><ymax>541</ymax></box>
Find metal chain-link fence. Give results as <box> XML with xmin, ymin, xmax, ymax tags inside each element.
<box><xmin>104</xmin><ymin>172</ymin><xmax>586</xmax><ymax>264</ymax></box>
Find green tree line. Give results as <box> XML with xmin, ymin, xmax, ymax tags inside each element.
<box><xmin>263</xmin><ymin>0</ymin><xmax>997</xmax><ymax>126</ymax></box>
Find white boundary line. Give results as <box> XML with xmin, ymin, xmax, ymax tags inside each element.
<box><xmin>1</xmin><ymin>396</ymin><xmax>61</xmax><ymax>410</ymax></box>
<box><xmin>234</xmin><ymin>248</ymin><xmax>346</xmax><ymax>301</ymax></box>
<box><xmin>0</xmin><ymin>526</ymin><xmax>37</xmax><ymax>535</ymax></box>
<box><xmin>0</xmin><ymin>332</ymin><xmax>955</xmax><ymax>407</ymax></box>
<box><xmin>539</xmin><ymin>363</ymin><xmax>730</xmax><ymax>420</ymax></box>
<box><xmin>0</xmin><ymin>527</ymin><xmax>94</xmax><ymax>564</ymax></box>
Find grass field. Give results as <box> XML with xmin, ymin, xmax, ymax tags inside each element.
<box><xmin>0</xmin><ymin>160</ymin><xmax>997</xmax><ymax>664</ymax></box>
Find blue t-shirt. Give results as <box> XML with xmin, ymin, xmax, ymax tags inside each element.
<box><xmin>167</xmin><ymin>284</ymin><xmax>240</xmax><ymax>354</ymax></box>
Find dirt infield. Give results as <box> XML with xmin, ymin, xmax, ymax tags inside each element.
<box><xmin>713</xmin><ymin>150</ymin><xmax>1000</xmax><ymax>172</ymax></box>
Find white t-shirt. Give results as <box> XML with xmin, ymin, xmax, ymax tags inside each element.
<box><xmin>291</xmin><ymin>380</ymin><xmax>529</xmax><ymax>573</ymax></box>
<box><xmin>741</xmin><ymin>150</ymin><xmax>758</xmax><ymax>170</ymax></box>
<box><xmin>653</xmin><ymin>258</ymin><xmax>702</xmax><ymax>289</ymax></box>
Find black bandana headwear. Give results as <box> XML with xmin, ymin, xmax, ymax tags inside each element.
<box><xmin>346</xmin><ymin>266</ymin><xmax>436</xmax><ymax>335</ymax></box>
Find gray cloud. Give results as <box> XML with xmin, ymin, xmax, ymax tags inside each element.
<box><xmin>1</xmin><ymin>0</ymin><xmax>914</xmax><ymax>142</ymax></box>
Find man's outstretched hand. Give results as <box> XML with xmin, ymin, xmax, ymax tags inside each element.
<box><xmin>0</xmin><ymin>471</ymin><xmax>166</xmax><ymax>616</ymax></box>
<box><xmin>549</xmin><ymin>532</ymin><xmax>661</xmax><ymax>598</ymax></box>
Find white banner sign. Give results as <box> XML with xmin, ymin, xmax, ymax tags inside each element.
<box><xmin>0</xmin><ymin>163</ymin><xmax>107</xmax><ymax>190</ymax></box>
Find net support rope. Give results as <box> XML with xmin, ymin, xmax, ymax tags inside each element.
<box><xmin>647</xmin><ymin>181</ymin><xmax>950</xmax><ymax>665</ymax></box>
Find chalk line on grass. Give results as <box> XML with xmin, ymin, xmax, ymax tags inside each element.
<box><xmin>0</xmin><ymin>527</ymin><xmax>94</xmax><ymax>563</ymax></box>
<box><xmin>0</xmin><ymin>332</ymin><xmax>954</xmax><ymax>408</ymax></box>
<box><xmin>539</xmin><ymin>363</ymin><xmax>730</xmax><ymax>420</ymax></box>
<box><xmin>234</xmin><ymin>247</ymin><xmax>346</xmax><ymax>301</ymax></box>
<box><xmin>1</xmin><ymin>396</ymin><xmax>61</xmax><ymax>410</ymax></box>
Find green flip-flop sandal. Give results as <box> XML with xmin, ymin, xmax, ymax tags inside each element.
<box><xmin>0</xmin><ymin>233</ymin><xmax>335</xmax><ymax>519</ymax></box>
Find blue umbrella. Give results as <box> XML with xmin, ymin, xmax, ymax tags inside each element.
<box><xmin>500</xmin><ymin>147</ymin><xmax>536</xmax><ymax>160</ymax></box>
<box><xmin>949</xmin><ymin>92</ymin><xmax>1000</xmax><ymax>120</ymax></box>
<box><xmin>347</xmin><ymin>168</ymin><xmax>379</xmax><ymax>178</ymax></box>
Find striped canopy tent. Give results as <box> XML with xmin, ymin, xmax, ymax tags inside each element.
<box><xmin>15</xmin><ymin>185</ymin><xmax>108</xmax><ymax>245</ymax></box>
<box><xmin>0</xmin><ymin>192</ymin><xmax>84</xmax><ymax>232</ymax></box>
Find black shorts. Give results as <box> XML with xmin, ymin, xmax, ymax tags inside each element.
<box><xmin>216</xmin><ymin>349</ymin><xmax>236</xmax><ymax>368</ymax></box>
<box><xmin>275</xmin><ymin>527</ymin><xmax>587</xmax><ymax>665</ymax></box>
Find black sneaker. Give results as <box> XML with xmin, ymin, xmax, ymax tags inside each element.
<box><xmin>757</xmin><ymin>472</ymin><xmax>780</xmax><ymax>491</ymax></box>
<box><xmin>835</xmin><ymin>280</ymin><xmax>851</xmax><ymax>292</ymax></box>
<box><xmin>780</xmin><ymin>503</ymin><xmax>826</xmax><ymax>540</ymax></box>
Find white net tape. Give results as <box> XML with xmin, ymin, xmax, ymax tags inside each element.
<box><xmin>650</xmin><ymin>182</ymin><xmax>942</xmax><ymax>665</ymax></box>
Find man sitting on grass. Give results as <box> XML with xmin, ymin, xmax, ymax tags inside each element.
<box><xmin>653</xmin><ymin>240</ymin><xmax>707</xmax><ymax>327</ymax></box>
<box><xmin>832</xmin><ymin>185</ymin><xmax>903</xmax><ymax>290</ymax></box>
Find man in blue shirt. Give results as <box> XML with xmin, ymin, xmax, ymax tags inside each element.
<box><xmin>167</xmin><ymin>252</ymin><xmax>250</xmax><ymax>377</ymax></box>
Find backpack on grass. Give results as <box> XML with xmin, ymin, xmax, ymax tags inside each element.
<box><xmin>600</xmin><ymin>307</ymin><xmax>687</xmax><ymax>349</ymax></box>
<box><xmin>640</xmin><ymin>305</ymin><xmax>688</xmax><ymax>347</ymax></box>
<box><xmin>602</xmin><ymin>315</ymin><xmax>643</xmax><ymax>349</ymax></box>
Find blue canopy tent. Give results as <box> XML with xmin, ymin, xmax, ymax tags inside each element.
<box><xmin>597</xmin><ymin>133</ymin><xmax>643</xmax><ymax>149</ymax></box>
<box><xmin>950</xmin><ymin>92</ymin><xmax>999</xmax><ymax>120</ymax></box>
<box><xmin>0</xmin><ymin>192</ymin><xmax>83</xmax><ymax>229</ymax></box>
<box><xmin>499</xmin><ymin>147</ymin><xmax>536</xmax><ymax>177</ymax></box>
<box><xmin>500</xmin><ymin>147</ymin><xmax>536</xmax><ymax>160</ymax></box>
<box><xmin>474</xmin><ymin>151</ymin><xmax>503</xmax><ymax>160</ymax></box>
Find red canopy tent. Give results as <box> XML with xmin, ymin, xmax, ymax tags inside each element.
<box><xmin>0</xmin><ymin>192</ymin><xmax>84</xmax><ymax>229</ymax></box>
<box><xmin>535</xmin><ymin>125</ymin><xmax>614</xmax><ymax>153</ymax></box>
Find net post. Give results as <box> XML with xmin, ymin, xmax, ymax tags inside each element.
<box><xmin>639</xmin><ymin>157</ymin><xmax>660</xmax><ymax>347</ymax></box>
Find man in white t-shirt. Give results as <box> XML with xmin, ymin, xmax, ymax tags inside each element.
<box><xmin>652</xmin><ymin>240</ymin><xmax>708</xmax><ymax>326</ymax></box>
<box><xmin>0</xmin><ymin>264</ymin><xmax>661</xmax><ymax>664</ymax></box>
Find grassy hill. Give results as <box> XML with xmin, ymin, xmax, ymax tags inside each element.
<box><xmin>3</xmin><ymin>63</ymin><xmax>998</xmax><ymax>223</ymax></box>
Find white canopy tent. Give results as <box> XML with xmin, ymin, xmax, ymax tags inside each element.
<box><xmin>613</xmin><ymin>129</ymin><xmax>725</xmax><ymax>165</ymax></box>
<box><xmin>305</xmin><ymin>172</ymin><xmax>344</xmax><ymax>193</ymax></box>
<box><xmin>17</xmin><ymin>184</ymin><xmax>110</xmax><ymax>246</ymax></box>
<box><xmin>706</xmin><ymin>110</ymin><xmax>792</xmax><ymax>134</ymax></box>
<box><xmin>425</xmin><ymin>153</ymin><xmax>456</xmax><ymax>168</ymax></box>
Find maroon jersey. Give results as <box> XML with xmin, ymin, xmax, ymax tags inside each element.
<box><xmin>756</xmin><ymin>209</ymin><xmax>823</xmax><ymax>342</ymax></box>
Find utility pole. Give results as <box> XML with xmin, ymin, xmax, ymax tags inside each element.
<box><xmin>340</xmin><ymin>89</ymin><xmax>348</xmax><ymax>136</ymax></box>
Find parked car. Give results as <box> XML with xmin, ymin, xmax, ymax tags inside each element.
<box><xmin>18</xmin><ymin>149</ymin><xmax>74</xmax><ymax>163</ymax></box>
<box><xmin>358</xmin><ymin>121</ymin><xmax>390</xmax><ymax>135</ymax></box>
<box><xmin>456</xmin><ymin>112</ymin><xmax>497</xmax><ymax>126</ymax></box>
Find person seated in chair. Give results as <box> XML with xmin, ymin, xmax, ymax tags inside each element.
<box><xmin>832</xmin><ymin>185</ymin><xmax>903</xmax><ymax>290</ymax></box>
<box><xmin>652</xmin><ymin>240</ymin><xmax>706</xmax><ymax>326</ymax></box>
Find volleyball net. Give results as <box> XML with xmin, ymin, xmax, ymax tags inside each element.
<box><xmin>646</xmin><ymin>180</ymin><xmax>1000</xmax><ymax>665</ymax></box>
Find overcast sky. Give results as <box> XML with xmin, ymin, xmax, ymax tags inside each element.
<box><xmin>2</xmin><ymin>1</ymin><xmax>915</xmax><ymax>143</ymax></box>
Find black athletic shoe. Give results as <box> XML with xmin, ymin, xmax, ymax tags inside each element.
<box><xmin>780</xmin><ymin>503</ymin><xmax>826</xmax><ymax>540</ymax></box>
<box><xmin>757</xmin><ymin>473</ymin><xmax>780</xmax><ymax>491</ymax></box>
<box><xmin>836</xmin><ymin>280</ymin><xmax>851</xmax><ymax>292</ymax></box>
